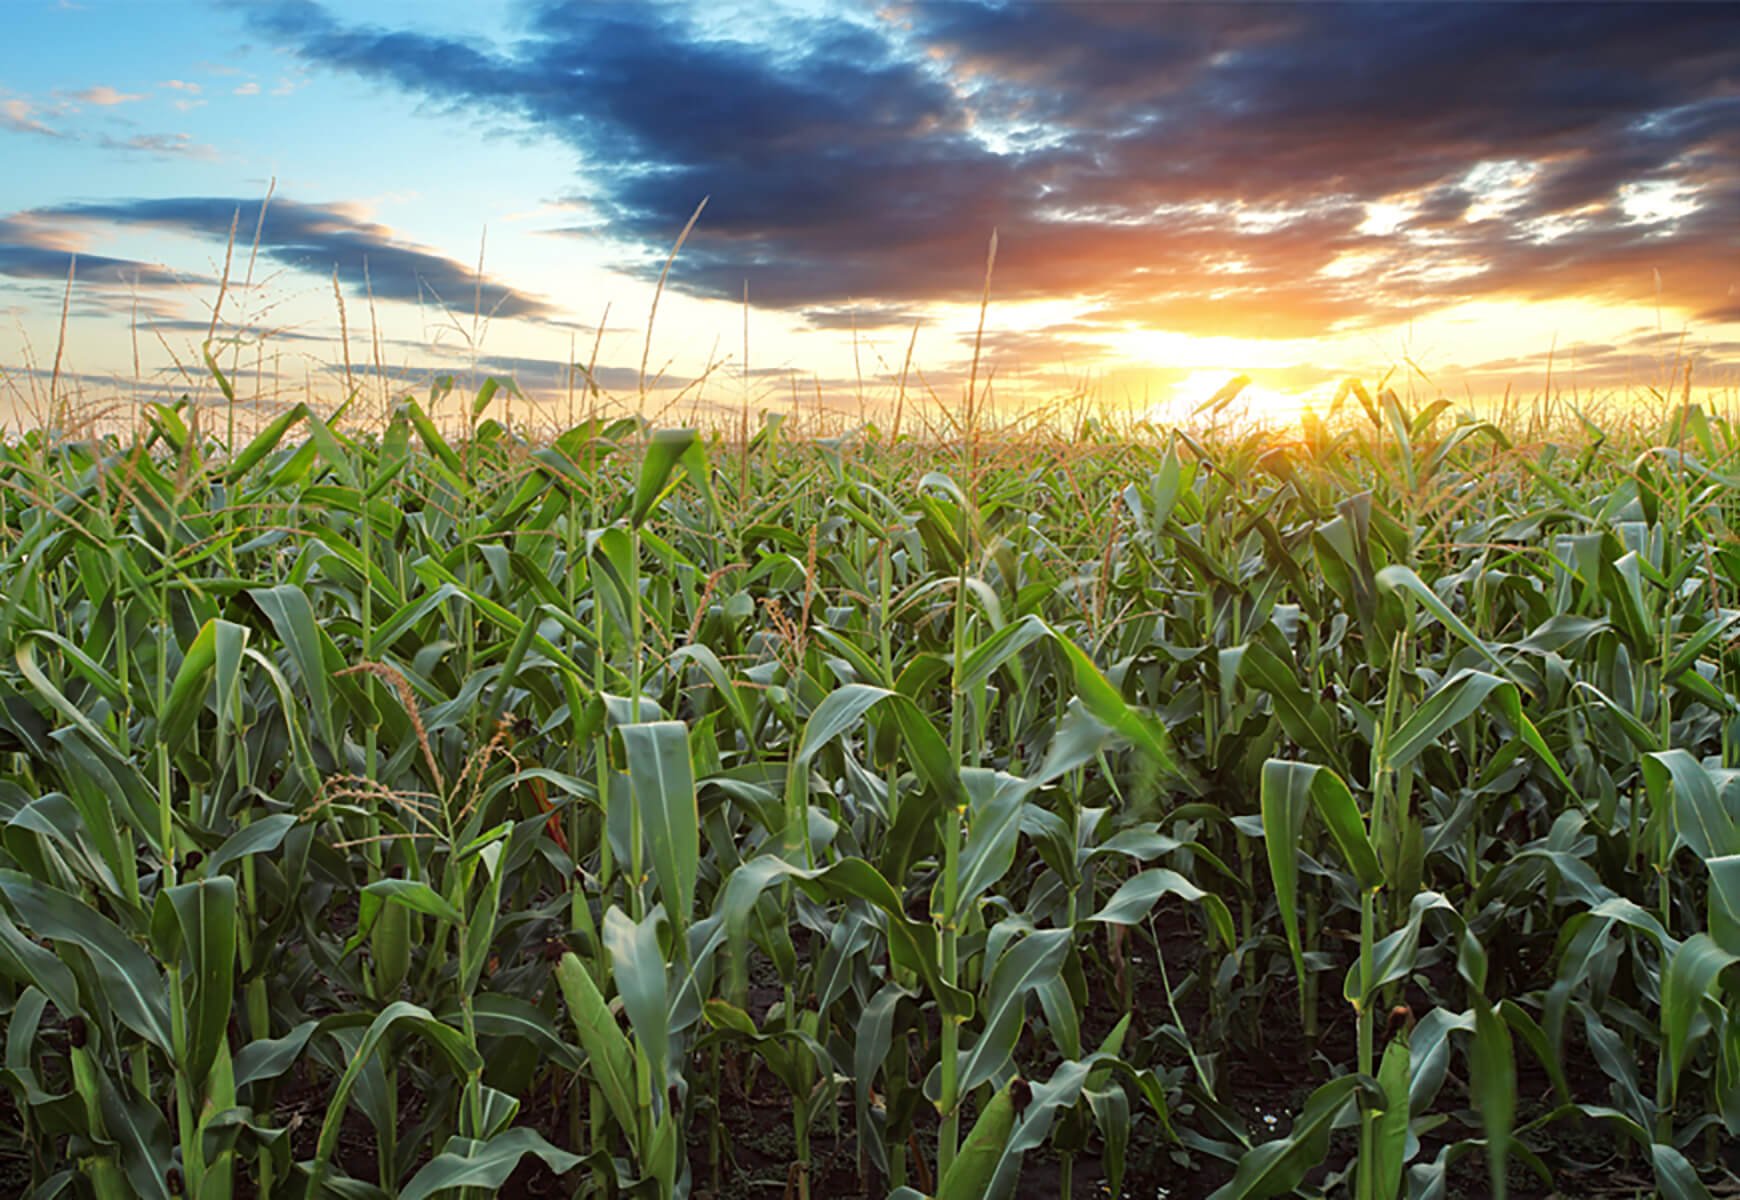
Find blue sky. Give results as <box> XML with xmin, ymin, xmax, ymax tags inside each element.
<box><xmin>4</xmin><ymin>1</ymin><xmax>1739</xmax><ymax>429</ymax></box>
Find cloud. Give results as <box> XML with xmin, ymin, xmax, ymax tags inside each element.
<box><xmin>800</xmin><ymin>303</ymin><xmax>926</xmax><ymax>331</ymax></box>
<box><xmin>1452</xmin><ymin>331</ymin><xmax>1740</xmax><ymax>395</ymax></box>
<box><xmin>148</xmin><ymin>316</ymin><xmax>330</xmax><ymax>342</ymax></box>
<box><xmin>0</xmin><ymin>246</ymin><xmax>201</xmax><ymax>289</ymax></box>
<box><xmin>97</xmin><ymin>133</ymin><xmax>220</xmax><ymax>161</ymax></box>
<box><xmin>161</xmin><ymin>79</ymin><xmax>203</xmax><ymax>94</ymax></box>
<box><xmin>0</xmin><ymin>213</ymin><xmax>212</xmax><ymax>295</ymax></box>
<box><xmin>471</xmin><ymin>352</ymin><xmax>643</xmax><ymax>394</ymax></box>
<box><xmin>226</xmin><ymin>2</ymin><xmax>1740</xmax><ymax>345</ymax></box>
<box><xmin>68</xmin><ymin>85</ymin><xmax>145</xmax><ymax>106</ymax></box>
<box><xmin>233</xmin><ymin>82</ymin><xmax>261</xmax><ymax>96</ymax></box>
<box><xmin>3</xmin><ymin>91</ymin><xmax>213</xmax><ymax>159</ymax></box>
<box><xmin>18</xmin><ymin>196</ymin><xmax>561</xmax><ymax>319</ymax></box>
<box><xmin>0</xmin><ymin>98</ymin><xmax>64</xmax><ymax>139</ymax></box>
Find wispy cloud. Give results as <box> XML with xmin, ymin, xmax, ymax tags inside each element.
<box><xmin>233</xmin><ymin>82</ymin><xmax>261</xmax><ymax>96</ymax></box>
<box><xmin>67</xmin><ymin>85</ymin><xmax>145</xmax><ymax>107</ymax></box>
<box><xmin>4</xmin><ymin>88</ymin><xmax>211</xmax><ymax>158</ymax></box>
<box><xmin>0</xmin><ymin>98</ymin><xmax>64</xmax><ymax>139</ymax></box>
<box><xmin>96</xmin><ymin>132</ymin><xmax>220</xmax><ymax>161</ymax></box>
<box><xmin>16</xmin><ymin>195</ymin><xmax>560</xmax><ymax>320</ymax></box>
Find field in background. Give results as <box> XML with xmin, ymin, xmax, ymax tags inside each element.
<box><xmin>0</xmin><ymin>375</ymin><xmax>1738</xmax><ymax>1199</ymax></box>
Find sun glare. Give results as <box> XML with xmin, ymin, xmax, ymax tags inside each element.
<box><xmin>1143</xmin><ymin>369</ymin><xmax>1314</xmax><ymax>424</ymax></box>
<box><xmin>1105</xmin><ymin>327</ymin><xmax>1304</xmax><ymax>371</ymax></box>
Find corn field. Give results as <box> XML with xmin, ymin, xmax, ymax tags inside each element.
<box><xmin>1</xmin><ymin>378</ymin><xmax>1738</xmax><ymax>1199</ymax></box>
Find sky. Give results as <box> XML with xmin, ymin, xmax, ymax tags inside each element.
<box><xmin>3</xmin><ymin>0</ymin><xmax>1739</xmax><ymax>431</ymax></box>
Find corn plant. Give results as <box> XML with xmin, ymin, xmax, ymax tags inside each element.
<box><xmin>0</xmin><ymin>376</ymin><xmax>1736</xmax><ymax>1200</ymax></box>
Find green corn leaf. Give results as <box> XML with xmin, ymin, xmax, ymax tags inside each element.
<box><xmin>1709</xmin><ymin>854</ymin><xmax>1740</xmax><ymax>954</ymax></box>
<box><xmin>1343</xmin><ymin>891</ymin><xmax>1461</xmax><ymax>1006</ymax></box>
<box><xmin>718</xmin><ymin>855</ymin><xmax>974</xmax><ymax>1020</ymax></box>
<box><xmin>555</xmin><ymin>952</ymin><xmax>639</xmax><ymax>1137</ymax></box>
<box><xmin>950</xmin><ymin>769</ymin><xmax>1032</xmax><ymax>923</ymax></box>
<box><xmin>0</xmin><ymin>871</ymin><xmax>171</xmax><ymax>1052</ymax></box>
<box><xmin>14</xmin><ymin>637</ymin><xmax>125</xmax><ymax>759</ymax></box>
<box><xmin>620</xmin><ymin>721</ymin><xmax>701</xmax><ymax>928</ymax></box>
<box><xmin>1089</xmin><ymin>867</ymin><xmax>1235</xmax><ymax>949</ymax></box>
<box><xmin>1086</xmin><ymin>1081</ymin><xmax>1131</xmax><ymax>1196</ymax></box>
<box><xmin>1386</xmin><ymin>669</ymin><xmax>1567</xmax><ymax>789</ymax></box>
<box><xmin>1048</xmin><ymin>628</ymin><xmax>1185</xmax><ymax>782</ymax></box>
<box><xmin>958</xmin><ymin>613</ymin><xmax>1048</xmax><ymax>692</ymax></box>
<box><xmin>459</xmin><ymin>827</ymin><xmax>511</xmax><ymax>999</ymax></box>
<box><xmin>205</xmin><ymin>814</ymin><xmax>297</xmax><ymax>877</ymax></box>
<box><xmin>1376</xmin><ymin>564</ymin><xmax>1506</xmax><ymax>673</ymax></box>
<box><xmin>1229</xmin><ymin>640</ymin><xmax>1346</xmax><ymax>773</ymax></box>
<box><xmin>399</xmin><ymin>397</ymin><xmax>464</xmax><ymax>478</ymax></box>
<box><xmin>398</xmin><ymin>1128</ymin><xmax>583</xmax><ymax>1200</ymax></box>
<box><xmin>471</xmin><ymin>375</ymin><xmax>505</xmax><ymax>418</ymax></box>
<box><xmin>225</xmin><ymin>402</ymin><xmax>309</xmax><ymax>481</ymax></box>
<box><xmin>1663</xmin><ymin>608</ymin><xmax>1740</xmax><ymax>680</ymax></box>
<box><xmin>957</xmin><ymin>928</ymin><xmax>1071</xmax><ymax>1094</ymax></box>
<box><xmin>306</xmin><ymin>1002</ymin><xmax>481</xmax><ymax>1194</ymax></box>
<box><xmin>1470</xmin><ymin>997</ymin><xmax>1515</xmax><ymax>1200</ymax></box>
<box><xmin>341</xmin><ymin>878</ymin><xmax>462</xmax><ymax>960</ymax></box>
<box><xmin>603</xmin><ymin>905</ymin><xmax>673</xmax><ymax>1112</ymax></box>
<box><xmin>14</xmin><ymin>629</ymin><xmax>125</xmax><ymax>711</ymax></box>
<box><xmin>467</xmin><ymin>993</ymin><xmax>584</xmax><ymax>1073</ymax></box>
<box><xmin>1499</xmin><ymin>998</ymin><xmax>1569</xmax><ymax>1104</ymax></box>
<box><xmin>97</xmin><ymin>1073</ymin><xmax>174</xmax><ymax>1200</ymax></box>
<box><xmin>1644</xmin><ymin>749</ymin><xmax>1740</xmax><ymax>860</ymax></box>
<box><xmin>1370</xmin><ymin>1035</ymin><xmax>1410</xmax><ymax>1200</ymax></box>
<box><xmin>5</xmin><ymin>988</ymin><xmax>62</xmax><ymax>1109</ymax></box>
<box><xmin>1573</xmin><ymin>1105</ymin><xmax>1714</xmax><ymax>1200</ymax></box>
<box><xmin>936</xmin><ymin>1078</ymin><xmax>1020</xmax><ymax>1200</ymax></box>
<box><xmin>631</xmin><ymin>428</ymin><xmax>698</xmax><ymax>527</ymax></box>
<box><xmin>1260</xmin><ymin>759</ymin><xmax>1381</xmax><ymax>998</ymax></box>
<box><xmin>160</xmin><ymin>618</ymin><xmax>249</xmax><ymax>758</ymax></box>
<box><xmin>1208</xmin><ymin>1074</ymin><xmax>1370</xmax><ymax>1200</ymax></box>
<box><xmin>247</xmin><ymin>584</ymin><xmax>341</xmax><ymax>757</ymax></box>
<box><xmin>232</xmin><ymin>1020</ymin><xmax>318</xmax><ymax>1091</ymax></box>
<box><xmin>852</xmin><ymin>982</ymin><xmax>913</xmax><ymax>1175</ymax></box>
<box><xmin>1661</xmin><ymin>933</ymin><xmax>1738</xmax><ymax>1103</ymax></box>
<box><xmin>1570</xmin><ymin>680</ymin><xmax>1663</xmax><ymax>753</ymax></box>
<box><xmin>0</xmin><ymin>904</ymin><xmax>80</xmax><ymax>1024</ymax></box>
<box><xmin>667</xmin><ymin>643</ymin><xmax>757</xmax><ymax>735</ymax></box>
<box><xmin>1650</xmin><ymin>1143</ymin><xmax>1716</xmax><ymax>1200</ymax></box>
<box><xmin>156</xmin><ymin>876</ymin><xmax>238</xmax><ymax>1089</ymax></box>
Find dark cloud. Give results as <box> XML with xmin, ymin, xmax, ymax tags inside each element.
<box><xmin>302</xmin><ymin>351</ymin><xmax>717</xmax><ymax>409</ymax></box>
<box><xmin>0</xmin><ymin>213</ymin><xmax>205</xmax><ymax>288</ymax></box>
<box><xmin>0</xmin><ymin>244</ymin><xmax>195</xmax><ymax>287</ymax></box>
<box><xmin>18</xmin><ymin>196</ymin><xmax>561</xmax><ymax>320</ymax></box>
<box><xmin>472</xmin><ymin>353</ymin><xmax>645</xmax><ymax>395</ymax></box>
<box><xmin>800</xmin><ymin>304</ymin><xmax>925</xmax><ymax>332</ymax></box>
<box><xmin>230</xmin><ymin>1</ymin><xmax>1740</xmax><ymax>339</ymax></box>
